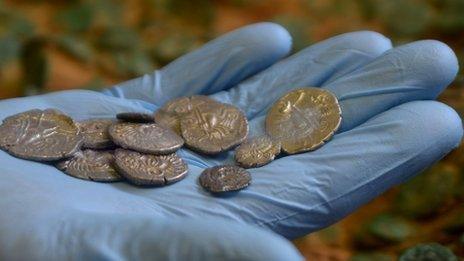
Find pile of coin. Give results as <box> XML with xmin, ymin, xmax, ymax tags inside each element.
<box><xmin>0</xmin><ymin>87</ymin><xmax>342</xmax><ymax>194</ymax></box>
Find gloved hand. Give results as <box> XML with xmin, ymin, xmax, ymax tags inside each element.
<box><xmin>0</xmin><ymin>23</ymin><xmax>462</xmax><ymax>260</ymax></box>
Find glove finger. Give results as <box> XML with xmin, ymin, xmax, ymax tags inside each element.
<box><xmin>0</xmin><ymin>206</ymin><xmax>302</xmax><ymax>261</ymax></box>
<box><xmin>243</xmin><ymin>101</ymin><xmax>462</xmax><ymax>238</ymax></box>
<box><xmin>214</xmin><ymin>39</ymin><xmax>457</xmax><ymax>134</ymax></box>
<box><xmin>102</xmin><ymin>23</ymin><xmax>292</xmax><ymax>106</ymax></box>
<box><xmin>0</xmin><ymin>89</ymin><xmax>154</xmax><ymax>121</ymax></box>
<box><xmin>324</xmin><ymin>40</ymin><xmax>459</xmax><ymax>131</ymax></box>
<box><xmin>211</xmin><ymin>31</ymin><xmax>392</xmax><ymax>117</ymax></box>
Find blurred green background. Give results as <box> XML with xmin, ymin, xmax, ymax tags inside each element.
<box><xmin>0</xmin><ymin>0</ymin><xmax>463</xmax><ymax>259</ymax></box>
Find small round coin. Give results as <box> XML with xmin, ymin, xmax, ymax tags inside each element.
<box><xmin>56</xmin><ymin>150</ymin><xmax>121</xmax><ymax>182</ymax></box>
<box><xmin>235</xmin><ymin>135</ymin><xmax>281</xmax><ymax>168</ymax></box>
<box><xmin>154</xmin><ymin>95</ymin><xmax>218</xmax><ymax>135</ymax></box>
<box><xmin>114</xmin><ymin>149</ymin><xmax>188</xmax><ymax>186</ymax></box>
<box><xmin>265</xmin><ymin>87</ymin><xmax>341</xmax><ymax>154</ymax></box>
<box><xmin>199</xmin><ymin>165</ymin><xmax>251</xmax><ymax>193</ymax></box>
<box><xmin>0</xmin><ymin>109</ymin><xmax>83</xmax><ymax>161</ymax></box>
<box><xmin>180</xmin><ymin>102</ymin><xmax>248</xmax><ymax>154</ymax></box>
<box><xmin>116</xmin><ymin>112</ymin><xmax>154</xmax><ymax>123</ymax></box>
<box><xmin>399</xmin><ymin>243</ymin><xmax>458</xmax><ymax>261</ymax></box>
<box><xmin>78</xmin><ymin>119</ymin><xmax>115</xmax><ymax>149</ymax></box>
<box><xmin>109</xmin><ymin>123</ymin><xmax>184</xmax><ymax>154</ymax></box>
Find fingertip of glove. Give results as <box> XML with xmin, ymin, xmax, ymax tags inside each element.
<box><xmin>425</xmin><ymin>101</ymin><xmax>463</xmax><ymax>149</ymax></box>
<box><xmin>338</xmin><ymin>31</ymin><xmax>392</xmax><ymax>57</ymax></box>
<box><xmin>163</xmin><ymin>218</ymin><xmax>304</xmax><ymax>261</ymax></box>
<box><xmin>240</xmin><ymin>22</ymin><xmax>293</xmax><ymax>59</ymax></box>
<box><xmin>419</xmin><ymin>40</ymin><xmax>459</xmax><ymax>87</ymax></box>
<box><xmin>237</xmin><ymin>231</ymin><xmax>304</xmax><ymax>261</ymax></box>
<box><xmin>389</xmin><ymin>40</ymin><xmax>458</xmax><ymax>93</ymax></box>
<box><xmin>396</xmin><ymin>101</ymin><xmax>463</xmax><ymax>150</ymax></box>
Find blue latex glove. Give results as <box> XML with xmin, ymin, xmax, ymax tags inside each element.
<box><xmin>0</xmin><ymin>23</ymin><xmax>462</xmax><ymax>260</ymax></box>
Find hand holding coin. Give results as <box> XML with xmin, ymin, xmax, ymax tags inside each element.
<box><xmin>0</xmin><ymin>24</ymin><xmax>461</xmax><ymax>260</ymax></box>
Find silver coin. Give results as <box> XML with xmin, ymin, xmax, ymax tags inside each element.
<box><xmin>0</xmin><ymin>109</ymin><xmax>82</xmax><ymax>161</ymax></box>
<box><xmin>154</xmin><ymin>95</ymin><xmax>218</xmax><ymax>135</ymax></box>
<box><xmin>56</xmin><ymin>150</ymin><xmax>121</xmax><ymax>182</ymax></box>
<box><xmin>199</xmin><ymin>165</ymin><xmax>251</xmax><ymax>193</ymax></box>
<box><xmin>78</xmin><ymin>119</ymin><xmax>116</xmax><ymax>149</ymax></box>
<box><xmin>116</xmin><ymin>112</ymin><xmax>154</xmax><ymax>123</ymax></box>
<box><xmin>109</xmin><ymin>123</ymin><xmax>184</xmax><ymax>154</ymax></box>
<box><xmin>265</xmin><ymin>87</ymin><xmax>342</xmax><ymax>154</ymax></box>
<box><xmin>235</xmin><ymin>135</ymin><xmax>281</xmax><ymax>168</ymax></box>
<box><xmin>114</xmin><ymin>149</ymin><xmax>188</xmax><ymax>186</ymax></box>
<box><xmin>180</xmin><ymin>102</ymin><xmax>248</xmax><ymax>154</ymax></box>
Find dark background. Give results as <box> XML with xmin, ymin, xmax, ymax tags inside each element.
<box><xmin>0</xmin><ymin>0</ymin><xmax>463</xmax><ymax>259</ymax></box>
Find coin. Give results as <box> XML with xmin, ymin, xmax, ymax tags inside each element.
<box><xmin>109</xmin><ymin>123</ymin><xmax>184</xmax><ymax>154</ymax></box>
<box><xmin>180</xmin><ymin>102</ymin><xmax>248</xmax><ymax>154</ymax></box>
<box><xmin>399</xmin><ymin>243</ymin><xmax>458</xmax><ymax>261</ymax></box>
<box><xmin>199</xmin><ymin>165</ymin><xmax>251</xmax><ymax>193</ymax></box>
<box><xmin>56</xmin><ymin>150</ymin><xmax>121</xmax><ymax>182</ymax></box>
<box><xmin>114</xmin><ymin>149</ymin><xmax>188</xmax><ymax>186</ymax></box>
<box><xmin>116</xmin><ymin>112</ymin><xmax>154</xmax><ymax>123</ymax></box>
<box><xmin>235</xmin><ymin>135</ymin><xmax>281</xmax><ymax>168</ymax></box>
<box><xmin>265</xmin><ymin>88</ymin><xmax>341</xmax><ymax>154</ymax></box>
<box><xmin>154</xmin><ymin>95</ymin><xmax>217</xmax><ymax>135</ymax></box>
<box><xmin>0</xmin><ymin>109</ymin><xmax>82</xmax><ymax>161</ymax></box>
<box><xmin>78</xmin><ymin>119</ymin><xmax>115</xmax><ymax>149</ymax></box>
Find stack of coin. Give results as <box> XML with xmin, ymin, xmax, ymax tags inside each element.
<box><xmin>0</xmin><ymin>109</ymin><xmax>188</xmax><ymax>187</ymax></box>
<box><xmin>155</xmin><ymin>96</ymin><xmax>249</xmax><ymax>154</ymax></box>
<box><xmin>107</xmin><ymin>119</ymin><xmax>187</xmax><ymax>186</ymax></box>
<box><xmin>0</xmin><ymin>87</ymin><xmax>341</xmax><ymax>195</ymax></box>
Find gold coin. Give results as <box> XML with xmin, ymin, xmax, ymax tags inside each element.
<box><xmin>265</xmin><ymin>87</ymin><xmax>341</xmax><ymax>154</ymax></box>
<box><xmin>154</xmin><ymin>95</ymin><xmax>218</xmax><ymax>135</ymax></box>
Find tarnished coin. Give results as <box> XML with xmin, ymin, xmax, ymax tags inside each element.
<box><xmin>56</xmin><ymin>150</ymin><xmax>121</xmax><ymax>182</ymax></box>
<box><xmin>265</xmin><ymin>88</ymin><xmax>341</xmax><ymax>154</ymax></box>
<box><xmin>154</xmin><ymin>95</ymin><xmax>217</xmax><ymax>134</ymax></box>
<box><xmin>180</xmin><ymin>102</ymin><xmax>248</xmax><ymax>154</ymax></box>
<box><xmin>78</xmin><ymin>119</ymin><xmax>115</xmax><ymax>149</ymax></box>
<box><xmin>235</xmin><ymin>135</ymin><xmax>281</xmax><ymax>168</ymax></box>
<box><xmin>199</xmin><ymin>165</ymin><xmax>251</xmax><ymax>193</ymax></box>
<box><xmin>114</xmin><ymin>149</ymin><xmax>188</xmax><ymax>186</ymax></box>
<box><xmin>0</xmin><ymin>109</ymin><xmax>82</xmax><ymax>161</ymax></box>
<box><xmin>109</xmin><ymin>123</ymin><xmax>183</xmax><ymax>154</ymax></box>
<box><xmin>116</xmin><ymin>112</ymin><xmax>154</xmax><ymax>123</ymax></box>
<box><xmin>399</xmin><ymin>243</ymin><xmax>458</xmax><ymax>261</ymax></box>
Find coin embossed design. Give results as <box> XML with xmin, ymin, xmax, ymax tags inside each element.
<box><xmin>109</xmin><ymin>123</ymin><xmax>184</xmax><ymax>154</ymax></box>
<box><xmin>78</xmin><ymin>119</ymin><xmax>115</xmax><ymax>149</ymax></box>
<box><xmin>265</xmin><ymin>88</ymin><xmax>341</xmax><ymax>154</ymax></box>
<box><xmin>56</xmin><ymin>150</ymin><xmax>121</xmax><ymax>182</ymax></box>
<box><xmin>0</xmin><ymin>109</ymin><xmax>83</xmax><ymax>161</ymax></box>
<box><xmin>154</xmin><ymin>95</ymin><xmax>217</xmax><ymax>135</ymax></box>
<box><xmin>116</xmin><ymin>112</ymin><xmax>154</xmax><ymax>123</ymax></box>
<box><xmin>114</xmin><ymin>149</ymin><xmax>188</xmax><ymax>186</ymax></box>
<box><xmin>199</xmin><ymin>165</ymin><xmax>251</xmax><ymax>193</ymax></box>
<box><xmin>235</xmin><ymin>135</ymin><xmax>281</xmax><ymax>168</ymax></box>
<box><xmin>180</xmin><ymin>102</ymin><xmax>248</xmax><ymax>154</ymax></box>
